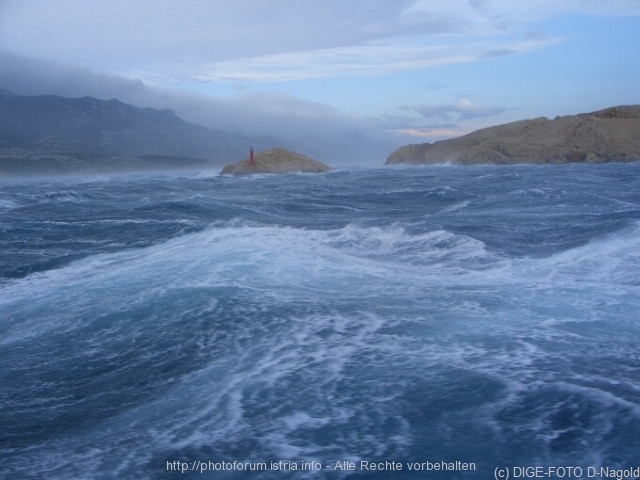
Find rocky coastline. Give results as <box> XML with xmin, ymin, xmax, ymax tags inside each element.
<box><xmin>386</xmin><ymin>105</ymin><xmax>640</xmax><ymax>165</ymax></box>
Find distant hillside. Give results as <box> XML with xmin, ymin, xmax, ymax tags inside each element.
<box><xmin>0</xmin><ymin>94</ymin><xmax>277</xmax><ymax>174</ymax></box>
<box><xmin>386</xmin><ymin>105</ymin><xmax>640</xmax><ymax>166</ymax></box>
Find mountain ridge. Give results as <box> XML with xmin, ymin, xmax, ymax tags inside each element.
<box><xmin>0</xmin><ymin>94</ymin><xmax>279</xmax><ymax>174</ymax></box>
<box><xmin>0</xmin><ymin>93</ymin><xmax>398</xmax><ymax>174</ymax></box>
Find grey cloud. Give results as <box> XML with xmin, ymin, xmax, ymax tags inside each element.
<box><xmin>524</xmin><ymin>30</ymin><xmax>548</xmax><ymax>41</ymax></box>
<box><xmin>0</xmin><ymin>52</ymin><xmax>400</xmax><ymax>158</ymax></box>
<box><xmin>468</xmin><ymin>0</ymin><xmax>489</xmax><ymax>10</ymax></box>
<box><xmin>2</xmin><ymin>0</ymin><xmax>636</xmax><ymax>79</ymax></box>
<box><xmin>413</xmin><ymin>101</ymin><xmax>505</xmax><ymax>122</ymax></box>
<box><xmin>0</xmin><ymin>0</ymin><xmax>430</xmax><ymax>70</ymax></box>
<box><xmin>480</xmin><ymin>48</ymin><xmax>517</xmax><ymax>58</ymax></box>
<box><xmin>0</xmin><ymin>1</ymin><xmax>567</xmax><ymax>86</ymax></box>
<box><xmin>375</xmin><ymin>112</ymin><xmax>455</xmax><ymax>131</ymax></box>
<box><xmin>0</xmin><ymin>52</ymin><xmax>147</xmax><ymax>100</ymax></box>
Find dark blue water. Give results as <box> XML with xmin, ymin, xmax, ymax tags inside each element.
<box><xmin>1</xmin><ymin>164</ymin><xmax>640</xmax><ymax>479</ymax></box>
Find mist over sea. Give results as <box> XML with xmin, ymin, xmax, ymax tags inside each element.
<box><xmin>2</xmin><ymin>163</ymin><xmax>639</xmax><ymax>479</ymax></box>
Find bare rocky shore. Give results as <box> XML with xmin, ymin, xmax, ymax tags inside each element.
<box><xmin>221</xmin><ymin>148</ymin><xmax>331</xmax><ymax>175</ymax></box>
<box><xmin>386</xmin><ymin>105</ymin><xmax>640</xmax><ymax>165</ymax></box>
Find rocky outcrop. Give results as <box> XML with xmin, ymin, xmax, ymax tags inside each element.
<box><xmin>386</xmin><ymin>105</ymin><xmax>640</xmax><ymax>165</ymax></box>
<box><xmin>221</xmin><ymin>148</ymin><xmax>331</xmax><ymax>175</ymax></box>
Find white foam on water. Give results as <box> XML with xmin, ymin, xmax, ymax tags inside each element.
<box><xmin>319</xmin><ymin>223</ymin><xmax>496</xmax><ymax>273</ymax></box>
<box><xmin>2</xmin><ymin>217</ymin><xmax>637</xmax><ymax>345</ymax></box>
<box><xmin>2</xmin><ymin>217</ymin><xmax>636</xmax><ymax>347</ymax></box>
<box><xmin>3</xmin><ymin>217</ymin><xmax>640</xmax><ymax>477</ymax></box>
<box><xmin>152</xmin><ymin>311</ymin><xmax>389</xmax><ymax>442</ymax></box>
<box><xmin>0</xmin><ymin>198</ymin><xmax>18</xmax><ymax>209</ymax></box>
<box><xmin>438</xmin><ymin>199</ymin><xmax>470</xmax><ymax>213</ymax></box>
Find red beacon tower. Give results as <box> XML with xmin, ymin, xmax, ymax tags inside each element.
<box><xmin>249</xmin><ymin>146</ymin><xmax>255</xmax><ymax>167</ymax></box>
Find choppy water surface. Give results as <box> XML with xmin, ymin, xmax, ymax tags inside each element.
<box><xmin>1</xmin><ymin>164</ymin><xmax>639</xmax><ymax>479</ymax></box>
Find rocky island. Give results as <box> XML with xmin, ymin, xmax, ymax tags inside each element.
<box><xmin>221</xmin><ymin>148</ymin><xmax>331</xmax><ymax>175</ymax></box>
<box><xmin>386</xmin><ymin>105</ymin><xmax>640</xmax><ymax>165</ymax></box>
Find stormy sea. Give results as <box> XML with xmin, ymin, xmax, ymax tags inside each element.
<box><xmin>1</xmin><ymin>163</ymin><xmax>639</xmax><ymax>479</ymax></box>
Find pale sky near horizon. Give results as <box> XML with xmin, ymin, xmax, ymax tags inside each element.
<box><xmin>1</xmin><ymin>0</ymin><xmax>639</xmax><ymax>147</ymax></box>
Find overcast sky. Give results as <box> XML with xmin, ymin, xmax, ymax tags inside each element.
<box><xmin>1</xmin><ymin>0</ymin><xmax>639</xmax><ymax>151</ymax></box>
